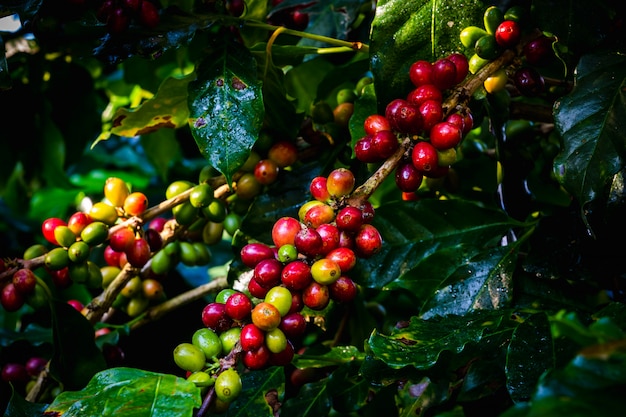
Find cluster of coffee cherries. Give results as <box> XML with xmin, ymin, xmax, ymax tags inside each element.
<box><xmin>1</xmin><ymin>356</ymin><xmax>50</xmax><ymax>397</ymax></box>
<box><xmin>355</xmin><ymin>52</ymin><xmax>473</xmax><ymax>198</ymax></box>
<box><xmin>0</xmin><ymin>262</ymin><xmax>39</xmax><ymax>312</ymax></box>
<box><xmin>173</xmin><ymin>167</ymin><xmax>381</xmax><ymax>408</ymax></box>
<box><xmin>460</xmin><ymin>5</ymin><xmax>555</xmax><ymax>96</ymax></box>
<box><xmin>94</xmin><ymin>0</ymin><xmax>161</xmax><ymax>35</ymax></box>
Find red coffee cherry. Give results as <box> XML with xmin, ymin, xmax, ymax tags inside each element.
<box><xmin>431</xmin><ymin>58</ymin><xmax>457</xmax><ymax>91</ymax></box>
<box><xmin>495</xmin><ymin>20</ymin><xmax>521</xmax><ymax>48</ymax></box>
<box><xmin>409</xmin><ymin>60</ymin><xmax>433</xmax><ymax>87</ymax></box>
<box><xmin>430</xmin><ymin>122</ymin><xmax>463</xmax><ymax>150</ymax></box>
<box><xmin>411</xmin><ymin>141</ymin><xmax>439</xmax><ymax>173</ymax></box>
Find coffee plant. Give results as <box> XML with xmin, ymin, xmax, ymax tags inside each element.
<box><xmin>1</xmin><ymin>0</ymin><xmax>625</xmax><ymax>416</ymax></box>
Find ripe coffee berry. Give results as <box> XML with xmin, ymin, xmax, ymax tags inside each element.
<box><xmin>514</xmin><ymin>67</ymin><xmax>545</xmax><ymax>97</ymax></box>
<box><xmin>409</xmin><ymin>60</ymin><xmax>433</xmax><ymax>87</ymax></box>
<box><xmin>225</xmin><ymin>292</ymin><xmax>253</xmax><ymax>321</ymax></box>
<box><xmin>354</xmin><ymin>135</ymin><xmax>379</xmax><ymax>163</ymax></box>
<box><xmin>371</xmin><ymin>130</ymin><xmax>399</xmax><ymax>159</ymax></box>
<box><xmin>243</xmin><ymin>345</ymin><xmax>270</xmax><ymax>370</ymax></box>
<box><xmin>123</xmin><ymin>192</ymin><xmax>149</xmax><ymax>216</ymax></box>
<box><xmin>335</xmin><ymin>206</ymin><xmax>363</xmax><ymax>233</ymax></box>
<box><xmin>325</xmin><ymin>247</ymin><xmax>357</xmax><ymax>272</ymax></box>
<box><xmin>279</xmin><ymin>312</ymin><xmax>307</xmax><ymax>339</ymax></box>
<box><xmin>326</xmin><ymin>168</ymin><xmax>356</xmax><ymax>198</ymax></box>
<box><xmin>355</xmin><ymin>224</ymin><xmax>383</xmax><ymax>258</ymax></box>
<box><xmin>254</xmin><ymin>159</ymin><xmax>280</xmax><ymax>185</ymax></box>
<box><xmin>240</xmin><ymin>242</ymin><xmax>275</xmax><ymax>268</ymax></box>
<box><xmin>395</xmin><ymin>161</ymin><xmax>424</xmax><ymax>193</ymax></box>
<box><xmin>329</xmin><ymin>275</ymin><xmax>358</xmax><ymax>303</ymax></box>
<box><xmin>251</xmin><ymin>302</ymin><xmax>282</xmax><ymax>331</ymax></box>
<box><xmin>272</xmin><ymin>217</ymin><xmax>302</xmax><ymax>248</ymax></box>
<box><xmin>316</xmin><ymin>223</ymin><xmax>340</xmax><ymax>255</ymax></box>
<box><xmin>407</xmin><ymin>84</ymin><xmax>443</xmax><ymax>107</ymax></box>
<box><xmin>240</xmin><ymin>323</ymin><xmax>265</xmax><ymax>351</ymax></box>
<box><xmin>385</xmin><ymin>99</ymin><xmax>423</xmax><ymax>135</ymax></box>
<box><xmin>254</xmin><ymin>258</ymin><xmax>283</xmax><ymax>288</ymax></box>
<box><xmin>202</xmin><ymin>302</ymin><xmax>233</xmax><ymax>332</ymax></box>
<box><xmin>281</xmin><ymin>260</ymin><xmax>312</xmax><ymax>291</ymax></box>
<box><xmin>363</xmin><ymin>114</ymin><xmax>392</xmax><ymax>135</ymax></box>
<box><xmin>412</xmin><ymin>141</ymin><xmax>439</xmax><ymax>173</ymax></box>
<box><xmin>430</xmin><ymin>122</ymin><xmax>463</xmax><ymax>150</ymax></box>
<box><xmin>446</xmin><ymin>53</ymin><xmax>470</xmax><ymax>84</ymax></box>
<box><xmin>419</xmin><ymin>100</ymin><xmax>444</xmax><ymax>131</ymax></box>
<box><xmin>495</xmin><ymin>20</ymin><xmax>521</xmax><ymax>48</ymax></box>
<box><xmin>431</xmin><ymin>58</ymin><xmax>457</xmax><ymax>91</ymax></box>
<box><xmin>309</xmin><ymin>176</ymin><xmax>331</xmax><ymax>202</ymax></box>
<box><xmin>268</xmin><ymin>140</ymin><xmax>298</xmax><ymax>168</ymax></box>
<box><xmin>523</xmin><ymin>35</ymin><xmax>554</xmax><ymax>66</ymax></box>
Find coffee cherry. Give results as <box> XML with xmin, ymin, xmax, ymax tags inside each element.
<box><xmin>265</xmin><ymin>286</ymin><xmax>293</xmax><ymax>317</ymax></box>
<box><xmin>173</xmin><ymin>343</ymin><xmax>205</xmax><ymax>373</ymax></box>
<box><xmin>355</xmin><ymin>224</ymin><xmax>383</xmax><ymax>258</ymax></box>
<box><xmin>240</xmin><ymin>323</ymin><xmax>265</xmax><ymax>352</ymax></box>
<box><xmin>12</xmin><ymin>269</ymin><xmax>37</xmax><ymax>295</ymax></box>
<box><xmin>138</xmin><ymin>0</ymin><xmax>160</xmax><ymax>28</ymax></box>
<box><xmin>407</xmin><ymin>84</ymin><xmax>443</xmax><ymax>107</ymax></box>
<box><xmin>303</xmin><ymin>203</ymin><xmax>335</xmax><ymax>228</ymax></box>
<box><xmin>483</xmin><ymin>5</ymin><xmax>504</xmax><ymax>35</ymax></box>
<box><xmin>166</xmin><ymin>180</ymin><xmax>194</xmax><ymax>200</ymax></box>
<box><xmin>311</xmin><ymin>258</ymin><xmax>342</xmax><ymax>285</ymax></box>
<box><xmin>109</xmin><ymin>227</ymin><xmax>136</xmax><ymax>253</ymax></box>
<box><xmin>430</xmin><ymin>122</ymin><xmax>463</xmax><ymax>150</ymax></box>
<box><xmin>431</xmin><ymin>58</ymin><xmax>457</xmax><ymax>91</ymax></box>
<box><xmin>219</xmin><ymin>327</ymin><xmax>242</xmax><ymax>355</ymax></box>
<box><xmin>241</xmin><ymin>242</ymin><xmax>275</xmax><ymax>268</ymax></box>
<box><xmin>216</xmin><ymin>289</ymin><xmax>237</xmax><ymax>304</ymax></box>
<box><xmin>243</xmin><ymin>345</ymin><xmax>270</xmax><ymax>370</ymax></box>
<box><xmin>363</xmin><ymin>114</ymin><xmax>392</xmax><ymax>135</ymax></box>
<box><xmin>1</xmin><ymin>363</ymin><xmax>29</xmax><ymax>384</ymax></box>
<box><xmin>272</xmin><ymin>217</ymin><xmax>302</xmax><ymax>248</ymax></box>
<box><xmin>225</xmin><ymin>292</ymin><xmax>253</xmax><ymax>321</ymax></box>
<box><xmin>445</xmin><ymin>113</ymin><xmax>466</xmax><ymax>132</ymax></box>
<box><xmin>89</xmin><ymin>202</ymin><xmax>118</xmax><ymax>226</ymax></box>
<box><xmin>202</xmin><ymin>302</ymin><xmax>233</xmax><ymax>332</ymax></box>
<box><xmin>309</xmin><ymin>177</ymin><xmax>331</xmax><ymax>202</ymax></box>
<box><xmin>192</xmin><ymin>328</ymin><xmax>223</xmax><ymax>360</ymax></box>
<box><xmin>468</xmin><ymin>53</ymin><xmax>490</xmax><ymax>74</ymax></box>
<box><xmin>395</xmin><ymin>160</ymin><xmax>424</xmax><ymax>193</ymax></box>
<box><xmin>254</xmin><ymin>258</ymin><xmax>283</xmax><ymax>288</ymax></box>
<box><xmin>236</xmin><ymin>172</ymin><xmax>262</xmax><ymax>200</ymax></box>
<box><xmin>302</xmin><ymin>282</ymin><xmax>330</xmax><ymax>310</ymax></box>
<box><xmin>326</xmin><ymin>168</ymin><xmax>356</xmax><ymax>199</ymax></box>
<box><xmin>329</xmin><ymin>276</ymin><xmax>358</xmax><ymax>303</ymax></box>
<box><xmin>107</xmin><ymin>6</ymin><xmax>131</xmax><ymax>34</ymax></box>
<box><xmin>437</xmin><ymin>148</ymin><xmax>458</xmax><ymax>166</ymax></box>
<box><xmin>254</xmin><ymin>159</ymin><xmax>280</xmax><ymax>185</ymax></box>
<box><xmin>460</xmin><ymin>25</ymin><xmax>488</xmax><ymax>48</ymax></box>
<box><xmin>42</xmin><ymin>218</ymin><xmax>67</xmax><ymax>246</ymax></box>
<box><xmin>126</xmin><ymin>238</ymin><xmax>151</xmax><ymax>268</ymax></box>
<box><xmin>45</xmin><ymin>247</ymin><xmax>70</xmax><ymax>271</ymax></box>
<box><xmin>104</xmin><ymin>177</ymin><xmax>130</xmax><ymax>207</ymax></box>
<box><xmin>142</xmin><ymin>278</ymin><xmax>164</xmax><ymax>301</ymax></box>
<box><xmin>523</xmin><ymin>35</ymin><xmax>554</xmax><ymax>66</ymax></box>
<box><xmin>189</xmin><ymin>183</ymin><xmax>213</xmax><ymax>209</ymax></box>
<box><xmin>483</xmin><ymin>68</ymin><xmax>508</xmax><ymax>94</ymax></box>
<box><xmin>67</xmin><ymin>212</ymin><xmax>92</xmax><ymax>236</ymax></box>
<box><xmin>371</xmin><ymin>130</ymin><xmax>399</xmax><ymax>159</ymax></box>
<box><xmin>268</xmin><ymin>140</ymin><xmax>298</xmax><ymax>168</ymax></box>
<box><xmin>54</xmin><ymin>225</ymin><xmax>76</xmax><ymax>248</ymax></box>
<box><xmin>385</xmin><ymin>99</ymin><xmax>423</xmax><ymax>135</ymax></box>
<box><xmin>123</xmin><ymin>192</ymin><xmax>148</xmax><ymax>216</ymax></box>
<box><xmin>333</xmin><ymin>102</ymin><xmax>354</xmax><ymax>128</ymax></box>
<box><xmin>335</xmin><ymin>206</ymin><xmax>363</xmax><ymax>233</ymax></box>
<box><xmin>251</xmin><ymin>302</ymin><xmax>282</xmax><ymax>331</ymax></box>
<box><xmin>277</xmin><ymin>244</ymin><xmax>298</xmax><ymax>263</ymax></box>
<box><xmin>495</xmin><ymin>20</ymin><xmax>521</xmax><ymax>48</ymax></box>
<box><xmin>1</xmin><ymin>283</ymin><xmax>25</xmax><ymax>312</ymax></box>
<box><xmin>475</xmin><ymin>35</ymin><xmax>501</xmax><ymax>60</ymax></box>
<box><xmin>279</xmin><ymin>312</ymin><xmax>307</xmax><ymax>339</ymax></box>
<box><xmin>446</xmin><ymin>53</ymin><xmax>469</xmax><ymax>84</ymax></box>
<box><xmin>316</xmin><ymin>223</ymin><xmax>340</xmax><ymax>255</ymax></box>
<box><xmin>514</xmin><ymin>67</ymin><xmax>545</xmax><ymax>97</ymax></box>
<box><xmin>419</xmin><ymin>100</ymin><xmax>444</xmax><ymax>132</ymax></box>
<box><xmin>269</xmin><ymin>339</ymin><xmax>295</xmax><ymax>366</ymax></box>
<box><xmin>281</xmin><ymin>260</ymin><xmax>312</xmax><ymax>291</ymax></box>
<box><xmin>248</xmin><ymin>277</ymin><xmax>270</xmax><ymax>299</ymax></box>
<box><xmin>25</xmin><ymin>357</ymin><xmax>48</xmax><ymax>377</ymax></box>
<box><xmin>294</xmin><ymin>227</ymin><xmax>323</xmax><ymax>258</ymax></box>
<box><xmin>412</xmin><ymin>141</ymin><xmax>439</xmax><ymax>173</ymax></box>
<box><xmin>409</xmin><ymin>60</ymin><xmax>433</xmax><ymax>87</ymax></box>
<box><xmin>354</xmin><ymin>135</ymin><xmax>379</xmax><ymax>163</ymax></box>
<box><xmin>265</xmin><ymin>327</ymin><xmax>288</xmax><ymax>353</ymax></box>
<box><xmin>50</xmin><ymin>267</ymin><xmax>72</xmax><ymax>289</ymax></box>
<box><xmin>325</xmin><ymin>247</ymin><xmax>357</xmax><ymax>272</ymax></box>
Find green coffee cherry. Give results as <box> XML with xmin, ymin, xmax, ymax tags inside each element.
<box><xmin>24</xmin><ymin>244</ymin><xmax>47</xmax><ymax>260</ymax></box>
<box><xmin>68</xmin><ymin>261</ymin><xmax>90</xmax><ymax>283</ymax></box>
<box><xmin>219</xmin><ymin>327</ymin><xmax>242</xmax><ymax>355</ymax></box>
<box><xmin>336</xmin><ymin>88</ymin><xmax>357</xmax><ymax>104</ymax></box>
<box><xmin>54</xmin><ymin>225</ymin><xmax>76</xmax><ymax>248</ymax></box>
<box><xmin>86</xmin><ymin>261</ymin><xmax>103</xmax><ymax>289</ymax></box>
<box><xmin>68</xmin><ymin>241</ymin><xmax>90</xmax><ymax>263</ymax></box>
<box><xmin>504</xmin><ymin>5</ymin><xmax>527</xmax><ymax>25</ymax></box>
<box><xmin>126</xmin><ymin>296</ymin><xmax>149</xmax><ymax>317</ymax></box>
<box><xmin>193</xmin><ymin>243</ymin><xmax>212</xmax><ymax>265</ymax></box>
<box><xmin>189</xmin><ymin>183</ymin><xmax>214</xmax><ymax>208</ymax></box>
<box><xmin>468</xmin><ymin>54</ymin><xmax>490</xmax><ymax>74</ymax></box>
<box><xmin>151</xmin><ymin>249</ymin><xmax>173</xmax><ymax>275</ymax></box>
<box><xmin>173</xmin><ymin>201</ymin><xmax>199</xmax><ymax>226</ymax></box>
<box><xmin>179</xmin><ymin>241</ymin><xmax>198</xmax><ymax>266</ymax></box>
<box><xmin>202</xmin><ymin>221</ymin><xmax>224</xmax><ymax>245</ymax></box>
<box><xmin>192</xmin><ymin>328</ymin><xmax>223</xmax><ymax>360</ymax></box>
<box><xmin>166</xmin><ymin>180</ymin><xmax>194</xmax><ymax>200</ymax></box>
<box><xmin>475</xmin><ymin>34</ymin><xmax>501</xmax><ymax>60</ymax></box>
<box><xmin>214</xmin><ymin>369</ymin><xmax>242</xmax><ymax>403</ymax></box>
<box><xmin>80</xmin><ymin>222</ymin><xmax>109</xmax><ymax>246</ymax></box>
<box><xmin>460</xmin><ymin>25</ymin><xmax>488</xmax><ymax>48</ymax></box>
<box><xmin>483</xmin><ymin>6</ymin><xmax>504</xmax><ymax>34</ymax></box>
<box><xmin>187</xmin><ymin>371</ymin><xmax>214</xmax><ymax>388</ymax></box>
<box><xmin>45</xmin><ymin>247</ymin><xmax>70</xmax><ymax>270</ymax></box>
<box><xmin>202</xmin><ymin>199</ymin><xmax>227</xmax><ymax>223</ymax></box>
<box><xmin>173</xmin><ymin>343</ymin><xmax>206</xmax><ymax>373</ymax></box>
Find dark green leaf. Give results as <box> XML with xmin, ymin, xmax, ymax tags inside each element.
<box><xmin>3</xmin><ymin>385</ymin><xmax>48</xmax><ymax>417</ymax></box>
<box><xmin>554</xmin><ymin>52</ymin><xmax>626</xmax><ymax>208</ymax></box>
<box><xmin>370</xmin><ymin>0</ymin><xmax>486</xmax><ymax>108</ymax></box>
<box><xmin>281</xmin><ymin>378</ymin><xmax>332</xmax><ymax>417</ymax></box>
<box><xmin>354</xmin><ymin>199</ymin><xmax>525</xmax><ymax>289</ymax></box>
<box><xmin>505</xmin><ymin>312</ymin><xmax>554</xmax><ymax>403</ymax></box>
<box><xmin>326</xmin><ymin>362</ymin><xmax>369</xmax><ymax>412</ymax></box>
<box><xmin>140</xmin><ymin>129</ymin><xmax>183</xmax><ymax>181</ymax></box>
<box><xmin>297</xmin><ymin>0</ymin><xmax>364</xmax><ymax>48</ymax></box>
<box><xmin>44</xmin><ymin>367</ymin><xmax>201</xmax><ymax>416</ymax></box>
<box><xmin>293</xmin><ymin>346</ymin><xmax>363</xmax><ymax>369</ymax></box>
<box><xmin>48</xmin><ymin>301</ymin><xmax>107</xmax><ymax>390</ymax></box>
<box><xmin>188</xmin><ymin>39</ymin><xmax>264</xmax><ymax>185</ymax></box>
<box><xmin>225</xmin><ymin>367</ymin><xmax>284</xmax><ymax>417</ymax></box>
<box><xmin>367</xmin><ymin>310</ymin><xmax>515</xmax><ymax>370</ymax></box>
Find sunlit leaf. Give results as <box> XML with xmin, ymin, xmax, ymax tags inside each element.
<box><xmin>188</xmin><ymin>38</ymin><xmax>264</xmax><ymax>185</ymax></box>
<box><xmin>45</xmin><ymin>367</ymin><xmax>201</xmax><ymax>416</ymax></box>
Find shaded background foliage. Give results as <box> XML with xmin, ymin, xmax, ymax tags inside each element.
<box><xmin>1</xmin><ymin>0</ymin><xmax>626</xmax><ymax>416</ymax></box>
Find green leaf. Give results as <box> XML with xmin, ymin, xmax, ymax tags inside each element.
<box><xmin>223</xmin><ymin>367</ymin><xmax>284</xmax><ymax>417</ymax></box>
<box><xmin>418</xmin><ymin>244</ymin><xmax>518</xmax><ymax>318</ymax></box>
<box><xmin>554</xmin><ymin>52</ymin><xmax>626</xmax><ymax>208</ymax></box>
<box><xmin>3</xmin><ymin>384</ymin><xmax>48</xmax><ymax>417</ymax></box>
<box><xmin>296</xmin><ymin>0</ymin><xmax>364</xmax><ymax>48</ymax></box>
<box><xmin>370</xmin><ymin>0</ymin><xmax>486</xmax><ymax>108</ymax></box>
<box><xmin>110</xmin><ymin>74</ymin><xmax>194</xmax><ymax>138</ymax></box>
<box><xmin>326</xmin><ymin>362</ymin><xmax>370</xmax><ymax>413</ymax></box>
<box><xmin>505</xmin><ymin>312</ymin><xmax>555</xmax><ymax>403</ymax></box>
<box><xmin>188</xmin><ymin>38</ymin><xmax>264</xmax><ymax>185</ymax></box>
<box><xmin>281</xmin><ymin>378</ymin><xmax>332</xmax><ymax>417</ymax></box>
<box><xmin>140</xmin><ymin>129</ymin><xmax>183</xmax><ymax>181</ymax></box>
<box><xmin>293</xmin><ymin>345</ymin><xmax>363</xmax><ymax>369</ymax></box>
<box><xmin>367</xmin><ymin>310</ymin><xmax>514</xmax><ymax>370</ymax></box>
<box><xmin>48</xmin><ymin>301</ymin><xmax>107</xmax><ymax>391</ymax></box>
<box><xmin>354</xmin><ymin>199</ymin><xmax>525</xmax><ymax>289</ymax></box>
<box><xmin>44</xmin><ymin>367</ymin><xmax>201</xmax><ymax>416</ymax></box>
